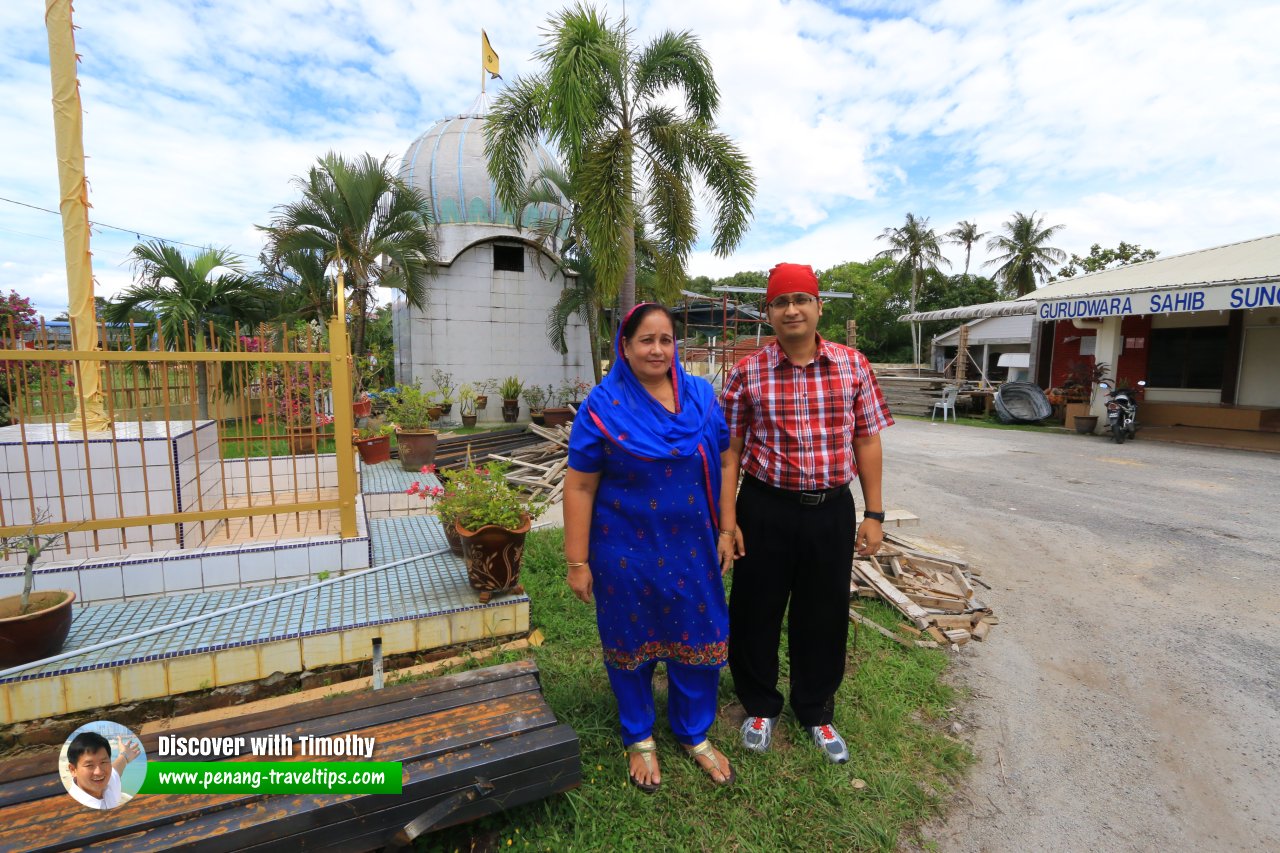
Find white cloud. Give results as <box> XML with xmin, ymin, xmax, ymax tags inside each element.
<box><xmin>3</xmin><ymin>0</ymin><xmax>1279</xmax><ymax>318</ymax></box>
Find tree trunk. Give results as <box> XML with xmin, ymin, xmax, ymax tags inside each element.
<box><xmin>910</xmin><ymin>268</ymin><xmax>923</xmax><ymax>368</ymax></box>
<box><xmin>196</xmin><ymin>362</ymin><xmax>210</xmax><ymax>420</ymax></box>
<box><xmin>620</xmin><ymin>227</ymin><xmax>637</xmax><ymax>318</ymax></box>
<box><xmin>587</xmin><ymin>303</ymin><xmax>603</xmax><ymax>383</ymax></box>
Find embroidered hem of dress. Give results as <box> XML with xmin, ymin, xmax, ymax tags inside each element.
<box><xmin>604</xmin><ymin>640</ymin><xmax>728</xmax><ymax>670</ymax></box>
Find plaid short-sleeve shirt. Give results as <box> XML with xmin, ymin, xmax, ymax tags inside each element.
<box><xmin>721</xmin><ymin>337</ymin><xmax>894</xmax><ymax>490</ymax></box>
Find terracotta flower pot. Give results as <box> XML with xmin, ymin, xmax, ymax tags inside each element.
<box><xmin>427</xmin><ymin>406</ymin><xmax>444</xmax><ymax>421</ymax></box>
<box><xmin>442</xmin><ymin>520</ymin><xmax>465</xmax><ymax>556</ymax></box>
<box><xmin>441</xmin><ymin>403</ymin><xmax>453</xmax><ymax>416</ymax></box>
<box><xmin>396</xmin><ymin>428</ymin><xmax>439</xmax><ymax>471</ymax></box>
<box><xmin>456</xmin><ymin>515</ymin><xmax>531</xmax><ymax>603</ymax></box>
<box><xmin>530</xmin><ymin>410</ymin><xmax>546</xmax><ymax>426</ymax></box>
<box><xmin>288</xmin><ymin>426</ymin><xmax>330</xmax><ymax>454</ymax></box>
<box><xmin>542</xmin><ymin>406</ymin><xmax>573</xmax><ymax>428</ymax></box>
<box><xmin>0</xmin><ymin>590</ymin><xmax>76</xmax><ymax>668</ymax></box>
<box><xmin>461</xmin><ymin>414</ymin><xmax>478</xmax><ymax>428</ymax></box>
<box><xmin>352</xmin><ymin>399</ymin><xmax>373</xmax><ymax>419</ymax></box>
<box><xmin>354</xmin><ymin>434</ymin><xmax>391</xmax><ymax>464</ymax></box>
<box><xmin>1073</xmin><ymin>415</ymin><xmax>1099</xmax><ymax>435</ymax></box>
<box><xmin>475</xmin><ymin>395</ymin><xmax>488</xmax><ymax>410</ymax></box>
<box><xmin>501</xmin><ymin>399</ymin><xmax>520</xmax><ymax>423</ymax></box>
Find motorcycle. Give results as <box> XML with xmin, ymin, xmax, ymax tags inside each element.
<box><xmin>1099</xmin><ymin>380</ymin><xmax>1145</xmax><ymax>444</ymax></box>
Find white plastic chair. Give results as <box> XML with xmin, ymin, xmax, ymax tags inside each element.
<box><xmin>932</xmin><ymin>385</ymin><xmax>958</xmax><ymax>422</ymax></box>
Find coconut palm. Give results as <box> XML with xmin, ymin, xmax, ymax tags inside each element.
<box><xmin>875</xmin><ymin>213</ymin><xmax>950</xmax><ymax>366</ymax></box>
<box><xmin>262</xmin><ymin>152</ymin><xmax>439</xmax><ymax>359</ymax></box>
<box><xmin>103</xmin><ymin>240</ymin><xmax>274</xmax><ymax>417</ymax></box>
<box><xmin>985</xmin><ymin>211</ymin><xmax>1066</xmax><ymax>297</ymax></box>
<box><xmin>485</xmin><ymin>3</ymin><xmax>755</xmax><ymax>316</ymax></box>
<box><xmin>946</xmin><ymin>220</ymin><xmax>987</xmax><ymax>281</ymax></box>
<box><xmin>261</xmin><ymin>247</ymin><xmax>334</xmax><ymax>325</ymax></box>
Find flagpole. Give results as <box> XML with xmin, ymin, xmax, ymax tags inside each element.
<box><xmin>481</xmin><ymin>31</ymin><xmax>486</xmax><ymax>95</ymax></box>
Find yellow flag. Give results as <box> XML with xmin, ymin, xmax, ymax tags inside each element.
<box><xmin>482</xmin><ymin>30</ymin><xmax>501</xmax><ymax>79</ymax></box>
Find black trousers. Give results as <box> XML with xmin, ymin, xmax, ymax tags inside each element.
<box><xmin>728</xmin><ymin>478</ymin><xmax>856</xmax><ymax>727</ymax></box>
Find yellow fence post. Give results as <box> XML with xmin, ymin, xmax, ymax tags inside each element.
<box><xmin>329</xmin><ymin>316</ymin><xmax>357</xmax><ymax>540</ymax></box>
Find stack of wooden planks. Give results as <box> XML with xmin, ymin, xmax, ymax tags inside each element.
<box><xmin>851</xmin><ymin>532</ymin><xmax>997</xmax><ymax>648</ymax></box>
<box><xmin>487</xmin><ymin>424</ymin><xmax>573</xmax><ymax>504</ymax></box>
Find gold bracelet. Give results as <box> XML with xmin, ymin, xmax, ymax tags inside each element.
<box><xmin>718</xmin><ymin>528</ymin><xmax>736</xmax><ymax>537</ymax></box>
<box><xmin>566</xmin><ymin>560</ymin><xmax>588</xmax><ymax>568</ymax></box>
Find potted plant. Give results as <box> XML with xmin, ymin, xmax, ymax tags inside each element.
<box><xmin>352</xmin><ymin>390</ymin><xmax>373</xmax><ymax>420</ymax></box>
<box><xmin>263</xmin><ymin>363</ymin><xmax>334</xmax><ymax>453</ymax></box>
<box><xmin>407</xmin><ymin>464</ymin><xmax>463</xmax><ymax>555</ymax></box>
<box><xmin>1062</xmin><ymin>360</ymin><xmax>1110</xmax><ymax>434</ymax></box>
<box><xmin>458</xmin><ymin>384</ymin><xmax>479</xmax><ymax>428</ymax></box>
<box><xmin>432</xmin><ymin>368</ymin><xmax>457</xmax><ymax>416</ymax></box>
<box><xmin>474</xmin><ymin>379</ymin><xmax>497</xmax><ymax>411</ymax></box>
<box><xmin>353</xmin><ymin>424</ymin><xmax>394</xmax><ymax>465</ymax></box>
<box><xmin>384</xmin><ymin>381</ymin><xmax>440</xmax><ymax>471</ymax></box>
<box><xmin>545</xmin><ymin>378</ymin><xmax>588</xmax><ymax>428</ymax></box>
<box><xmin>498</xmin><ymin>375</ymin><xmax>524</xmax><ymax>423</ymax></box>
<box><xmin>0</xmin><ymin>525</ymin><xmax>73</xmax><ymax>668</ymax></box>
<box><xmin>413</xmin><ymin>458</ymin><xmax>546</xmax><ymax>602</ymax></box>
<box><xmin>522</xmin><ymin>384</ymin><xmax>549</xmax><ymax>426</ymax></box>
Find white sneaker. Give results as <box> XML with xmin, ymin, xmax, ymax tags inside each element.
<box><xmin>809</xmin><ymin>724</ymin><xmax>850</xmax><ymax>764</ymax></box>
<box><xmin>740</xmin><ymin>715</ymin><xmax>777</xmax><ymax>752</ymax></box>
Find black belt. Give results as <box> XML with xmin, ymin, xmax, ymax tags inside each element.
<box><xmin>742</xmin><ymin>474</ymin><xmax>849</xmax><ymax>506</ymax></box>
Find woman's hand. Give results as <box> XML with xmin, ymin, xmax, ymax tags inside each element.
<box><xmin>567</xmin><ymin>562</ymin><xmax>593</xmax><ymax>603</ymax></box>
<box><xmin>717</xmin><ymin>528</ymin><xmax>744</xmax><ymax>575</ymax></box>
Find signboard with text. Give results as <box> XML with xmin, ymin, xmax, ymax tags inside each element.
<box><xmin>1038</xmin><ymin>281</ymin><xmax>1280</xmax><ymax>320</ymax></box>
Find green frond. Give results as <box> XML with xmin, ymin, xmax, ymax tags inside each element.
<box><xmin>677</xmin><ymin>122</ymin><xmax>755</xmax><ymax>257</ymax></box>
<box><xmin>576</xmin><ymin>128</ymin><xmax>634</xmax><ymax>302</ymax></box>
<box><xmin>633</xmin><ymin>30</ymin><xmax>718</xmax><ymax>121</ymax></box>
<box><xmin>485</xmin><ymin>76</ymin><xmax>550</xmax><ymax>212</ymax></box>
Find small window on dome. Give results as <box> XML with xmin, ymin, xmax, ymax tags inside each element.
<box><xmin>494</xmin><ymin>244</ymin><xmax>524</xmax><ymax>272</ymax></box>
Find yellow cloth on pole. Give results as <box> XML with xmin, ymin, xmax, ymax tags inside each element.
<box><xmin>482</xmin><ymin>30</ymin><xmax>501</xmax><ymax>79</ymax></box>
<box><xmin>45</xmin><ymin>0</ymin><xmax>110</xmax><ymax>431</ymax></box>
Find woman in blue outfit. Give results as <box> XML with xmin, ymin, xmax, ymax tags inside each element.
<box><xmin>564</xmin><ymin>303</ymin><xmax>736</xmax><ymax>792</ymax></box>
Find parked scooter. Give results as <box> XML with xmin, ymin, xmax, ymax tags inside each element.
<box><xmin>1099</xmin><ymin>380</ymin><xmax>1145</xmax><ymax>444</ymax></box>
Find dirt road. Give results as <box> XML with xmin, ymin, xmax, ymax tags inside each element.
<box><xmin>882</xmin><ymin>420</ymin><xmax>1279</xmax><ymax>852</ymax></box>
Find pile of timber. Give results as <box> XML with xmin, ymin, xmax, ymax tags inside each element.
<box><xmin>487</xmin><ymin>424</ymin><xmax>573</xmax><ymax>503</ymax></box>
<box><xmin>430</xmin><ymin>428</ymin><xmax>545</xmax><ymax>470</ymax></box>
<box><xmin>871</xmin><ymin>370</ymin><xmax>950</xmax><ymax>417</ymax></box>
<box><xmin>850</xmin><ymin>531</ymin><xmax>997</xmax><ymax>648</ymax></box>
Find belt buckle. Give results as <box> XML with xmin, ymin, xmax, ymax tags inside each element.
<box><xmin>799</xmin><ymin>491</ymin><xmax>824</xmax><ymax>506</ymax></box>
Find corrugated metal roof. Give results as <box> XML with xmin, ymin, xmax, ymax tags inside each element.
<box><xmin>1027</xmin><ymin>232</ymin><xmax>1280</xmax><ymax>301</ymax></box>
<box><xmin>899</xmin><ymin>300</ymin><xmax>1036</xmax><ymax>322</ymax></box>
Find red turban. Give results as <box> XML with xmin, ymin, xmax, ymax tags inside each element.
<box><xmin>765</xmin><ymin>263</ymin><xmax>820</xmax><ymax>304</ymax></box>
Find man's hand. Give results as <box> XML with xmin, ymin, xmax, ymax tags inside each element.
<box><xmin>855</xmin><ymin>519</ymin><xmax>883</xmax><ymax>556</ymax></box>
<box><xmin>567</xmin><ymin>563</ymin><xmax>593</xmax><ymax>603</ymax></box>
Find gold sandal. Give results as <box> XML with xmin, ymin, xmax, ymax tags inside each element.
<box><xmin>626</xmin><ymin>738</ymin><xmax>661</xmax><ymax>793</ymax></box>
<box><xmin>684</xmin><ymin>739</ymin><xmax>736</xmax><ymax>787</ymax></box>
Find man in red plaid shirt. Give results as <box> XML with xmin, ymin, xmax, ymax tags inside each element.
<box><xmin>717</xmin><ymin>262</ymin><xmax>893</xmax><ymax>764</ymax></box>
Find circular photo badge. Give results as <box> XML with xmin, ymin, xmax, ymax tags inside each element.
<box><xmin>59</xmin><ymin>721</ymin><xmax>147</xmax><ymax>810</ymax></box>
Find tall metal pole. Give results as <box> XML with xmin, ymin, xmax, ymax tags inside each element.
<box><xmin>45</xmin><ymin>0</ymin><xmax>110</xmax><ymax>431</ymax></box>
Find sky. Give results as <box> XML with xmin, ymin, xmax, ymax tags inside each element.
<box><xmin>2</xmin><ymin>0</ymin><xmax>1279</xmax><ymax>318</ymax></box>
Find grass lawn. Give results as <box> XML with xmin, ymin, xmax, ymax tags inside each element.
<box><xmin>430</xmin><ymin>529</ymin><xmax>971</xmax><ymax>851</ymax></box>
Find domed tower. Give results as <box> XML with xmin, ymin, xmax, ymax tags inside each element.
<box><xmin>392</xmin><ymin>97</ymin><xmax>587</xmax><ymax>420</ymax></box>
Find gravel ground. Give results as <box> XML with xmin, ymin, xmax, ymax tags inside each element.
<box><xmin>881</xmin><ymin>419</ymin><xmax>1279</xmax><ymax>852</ymax></box>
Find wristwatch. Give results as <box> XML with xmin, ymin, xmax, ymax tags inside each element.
<box><xmin>862</xmin><ymin>510</ymin><xmax>886</xmax><ymax>522</ymax></box>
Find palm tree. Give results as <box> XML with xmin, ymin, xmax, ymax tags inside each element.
<box><xmin>103</xmin><ymin>240</ymin><xmax>273</xmax><ymax>418</ymax></box>
<box><xmin>875</xmin><ymin>213</ymin><xmax>950</xmax><ymax>366</ymax></box>
<box><xmin>260</xmin><ymin>247</ymin><xmax>334</xmax><ymax>325</ymax></box>
<box><xmin>485</xmin><ymin>3</ymin><xmax>755</xmax><ymax>316</ymax></box>
<box><xmin>985</xmin><ymin>211</ymin><xmax>1066</xmax><ymax>297</ymax></box>
<box><xmin>946</xmin><ymin>220</ymin><xmax>987</xmax><ymax>281</ymax></box>
<box><xmin>511</xmin><ymin>162</ymin><xmax>607</xmax><ymax>382</ymax></box>
<box><xmin>262</xmin><ymin>152</ymin><xmax>439</xmax><ymax>359</ymax></box>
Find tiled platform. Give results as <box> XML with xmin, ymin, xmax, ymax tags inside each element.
<box><xmin>0</xmin><ymin>514</ymin><xmax>528</xmax><ymax>724</ymax></box>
